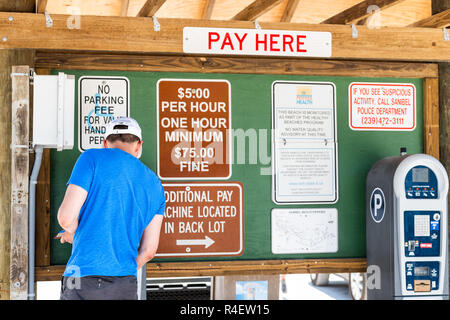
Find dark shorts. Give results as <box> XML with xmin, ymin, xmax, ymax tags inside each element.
<box><xmin>60</xmin><ymin>275</ymin><xmax>138</xmax><ymax>300</ymax></box>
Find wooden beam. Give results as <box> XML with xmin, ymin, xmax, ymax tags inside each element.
<box><xmin>201</xmin><ymin>0</ymin><xmax>216</xmax><ymax>20</ymax></box>
<box><xmin>322</xmin><ymin>0</ymin><xmax>406</xmax><ymax>25</ymax></box>
<box><xmin>0</xmin><ymin>52</ymin><xmax>12</xmax><ymax>301</ymax></box>
<box><xmin>280</xmin><ymin>0</ymin><xmax>300</xmax><ymax>22</ymax></box>
<box><xmin>35</xmin><ymin>258</ymin><xmax>367</xmax><ymax>281</ymax></box>
<box><xmin>409</xmin><ymin>9</ymin><xmax>450</xmax><ymax>28</ymax></box>
<box><xmin>10</xmin><ymin>65</ymin><xmax>30</xmax><ymax>300</ymax></box>
<box><xmin>232</xmin><ymin>0</ymin><xmax>284</xmax><ymax>21</ymax></box>
<box><xmin>423</xmin><ymin>78</ymin><xmax>440</xmax><ymax>159</ymax></box>
<box><xmin>121</xmin><ymin>0</ymin><xmax>130</xmax><ymax>17</ymax></box>
<box><xmin>34</xmin><ymin>51</ymin><xmax>439</xmax><ymax>79</ymax></box>
<box><xmin>34</xmin><ymin>147</ymin><xmax>50</xmax><ymax>267</ymax></box>
<box><xmin>1</xmin><ymin>13</ymin><xmax>450</xmax><ymax>62</ymax></box>
<box><xmin>0</xmin><ymin>0</ymin><xmax>34</xmax><ymax>12</ymax></box>
<box><xmin>36</xmin><ymin>0</ymin><xmax>47</xmax><ymax>13</ymax></box>
<box><xmin>136</xmin><ymin>0</ymin><xmax>166</xmax><ymax>17</ymax></box>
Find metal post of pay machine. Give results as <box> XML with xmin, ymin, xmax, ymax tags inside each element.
<box><xmin>366</xmin><ymin>149</ymin><xmax>449</xmax><ymax>299</ymax></box>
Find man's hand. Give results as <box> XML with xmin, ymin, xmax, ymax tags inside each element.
<box><xmin>60</xmin><ymin>231</ymin><xmax>74</xmax><ymax>244</ymax></box>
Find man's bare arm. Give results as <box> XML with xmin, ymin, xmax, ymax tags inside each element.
<box><xmin>136</xmin><ymin>215</ymin><xmax>164</xmax><ymax>269</ymax></box>
<box><xmin>57</xmin><ymin>184</ymin><xmax>88</xmax><ymax>234</ymax></box>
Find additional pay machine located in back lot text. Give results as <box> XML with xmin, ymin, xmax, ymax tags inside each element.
<box><xmin>366</xmin><ymin>152</ymin><xmax>448</xmax><ymax>299</ymax></box>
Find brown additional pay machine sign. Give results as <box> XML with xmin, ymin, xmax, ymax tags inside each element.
<box><xmin>156</xmin><ymin>182</ymin><xmax>244</xmax><ymax>258</ymax></box>
<box><xmin>157</xmin><ymin>79</ymin><xmax>231</xmax><ymax>179</ymax></box>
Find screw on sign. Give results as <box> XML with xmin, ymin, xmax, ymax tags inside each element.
<box><xmin>156</xmin><ymin>182</ymin><xmax>244</xmax><ymax>258</ymax></box>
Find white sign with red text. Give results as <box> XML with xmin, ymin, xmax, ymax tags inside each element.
<box><xmin>183</xmin><ymin>27</ymin><xmax>332</xmax><ymax>58</ymax></box>
<box><xmin>349</xmin><ymin>82</ymin><xmax>416</xmax><ymax>131</ymax></box>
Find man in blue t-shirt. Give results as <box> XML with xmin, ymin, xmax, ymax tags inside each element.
<box><xmin>57</xmin><ymin>117</ymin><xmax>165</xmax><ymax>300</ymax></box>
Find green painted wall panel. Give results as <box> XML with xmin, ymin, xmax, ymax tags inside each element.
<box><xmin>49</xmin><ymin>70</ymin><xmax>423</xmax><ymax>265</ymax></box>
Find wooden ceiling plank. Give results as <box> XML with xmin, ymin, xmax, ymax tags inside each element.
<box><xmin>136</xmin><ymin>0</ymin><xmax>167</xmax><ymax>17</ymax></box>
<box><xmin>202</xmin><ymin>0</ymin><xmax>216</xmax><ymax>20</ymax></box>
<box><xmin>121</xmin><ymin>0</ymin><xmax>130</xmax><ymax>16</ymax></box>
<box><xmin>408</xmin><ymin>9</ymin><xmax>450</xmax><ymax>28</ymax></box>
<box><xmin>232</xmin><ymin>0</ymin><xmax>284</xmax><ymax>21</ymax></box>
<box><xmin>280</xmin><ymin>0</ymin><xmax>300</xmax><ymax>22</ymax></box>
<box><xmin>321</xmin><ymin>0</ymin><xmax>406</xmax><ymax>25</ymax></box>
<box><xmin>36</xmin><ymin>0</ymin><xmax>48</xmax><ymax>13</ymax></box>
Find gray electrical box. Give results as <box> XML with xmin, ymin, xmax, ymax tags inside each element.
<box><xmin>33</xmin><ymin>72</ymin><xmax>75</xmax><ymax>151</ymax></box>
<box><xmin>366</xmin><ymin>152</ymin><xmax>448</xmax><ymax>300</ymax></box>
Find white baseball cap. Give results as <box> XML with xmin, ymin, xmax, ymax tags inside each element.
<box><xmin>105</xmin><ymin>117</ymin><xmax>142</xmax><ymax>141</ymax></box>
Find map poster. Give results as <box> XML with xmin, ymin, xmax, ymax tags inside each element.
<box><xmin>272</xmin><ymin>81</ymin><xmax>338</xmax><ymax>204</ymax></box>
<box><xmin>271</xmin><ymin>208</ymin><xmax>338</xmax><ymax>254</ymax></box>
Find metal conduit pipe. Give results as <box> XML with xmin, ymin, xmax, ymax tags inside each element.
<box><xmin>28</xmin><ymin>145</ymin><xmax>44</xmax><ymax>300</ymax></box>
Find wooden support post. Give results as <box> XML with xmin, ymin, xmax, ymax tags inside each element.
<box><xmin>0</xmin><ymin>51</ymin><xmax>33</xmax><ymax>300</ymax></box>
<box><xmin>10</xmin><ymin>65</ymin><xmax>30</xmax><ymax>300</ymax></box>
<box><xmin>423</xmin><ymin>78</ymin><xmax>440</xmax><ymax>159</ymax></box>
<box><xmin>438</xmin><ymin>62</ymin><xmax>450</xmax><ymax>175</ymax></box>
<box><xmin>431</xmin><ymin>0</ymin><xmax>450</xmax><ymax>290</ymax></box>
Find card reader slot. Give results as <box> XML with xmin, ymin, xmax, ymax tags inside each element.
<box><xmin>414</xmin><ymin>280</ymin><xmax>431</xmax><ymax>292</ymax></box>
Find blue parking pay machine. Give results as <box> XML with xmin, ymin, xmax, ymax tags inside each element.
<box><xmin>366</xmin><ymin>150</ymin><xmax>448</xmax><ymax>299</ymax></box>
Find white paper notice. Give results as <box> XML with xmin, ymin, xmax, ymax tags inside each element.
<box><xmin>271</xmin><ymin>208</ymin><xmax>338</xmax><ymax>254</ymax></box>
<box><xmin>272</xmin><ymin>81</ymin><xmax>338</xmax><ymax>204</ymax></box>
<box><xmin>275</xmin><ymin>145</ymin><xmax>336</xmax><ymax>201</ymax></box>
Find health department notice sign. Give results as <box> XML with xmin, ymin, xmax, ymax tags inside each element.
<box><xmin>349</xmin><ymin>82</ymin><xmax>416</xmax><ymax>131</ymax></box>
<box><xmin>272</xmin><ymin>81</ymin><xmax>338</xmax><ymax>204</ymax></box>
<box><xmin>78</xmin><ymin>76</ymin><xmax>129</xmax><ymax>151</ymax></box>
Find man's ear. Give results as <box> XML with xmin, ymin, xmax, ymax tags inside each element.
<box><xmin>136</xmin><ymin>140</ymin><xmax>143</xmax><ymax>158</ymax></box>
<box><xmin>103</xmin><ymin>139</ymin><xmax>108</xmax><ymax>148</ymax></box>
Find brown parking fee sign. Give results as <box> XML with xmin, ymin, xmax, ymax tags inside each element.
<box><xmin>157</xmin><ymin>79</ymin><xmax>231</xmax><ymax>179</ymax></box>
<box><xmin>156</xmin><ymin>182</ymin><xmax>243</xmax><ymax>258</ymax></box>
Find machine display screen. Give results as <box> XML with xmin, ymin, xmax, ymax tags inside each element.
<box><xmin>414</xmin><ymin>266</ymin><xmax>429</xmax><ymax>277</ymax></box>
<box><xmin>414</xmin><ymin>215</ymin><xmax>430</xmax><ymax>237</ymax></box>
<box><xmin>412</xmin><ymin>168</ymin><xmax>429</xmax><ymax>183</ymax></box>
